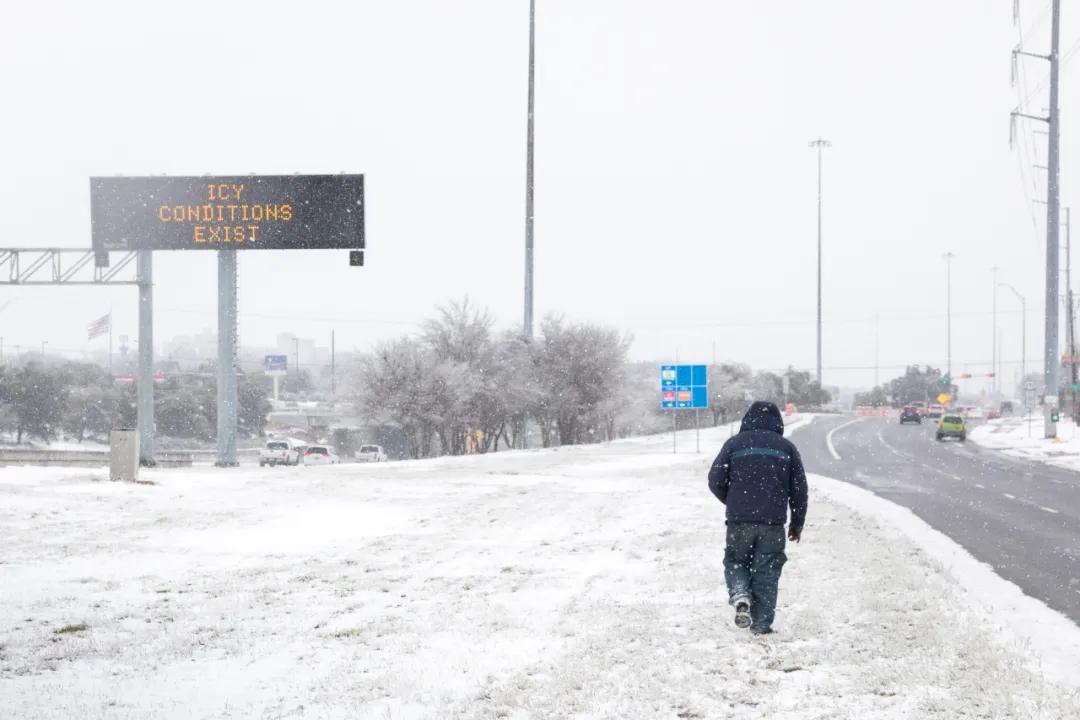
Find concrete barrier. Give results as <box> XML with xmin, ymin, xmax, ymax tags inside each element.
<box><xmin>0</xmin><ymin>448</ymin><xmax>195</xmax><ymax>468</ymax></box>
<box><xmin>854</xmin><ymin>406</ymin><xmax>893</xmax><ymax>418</ymax></box>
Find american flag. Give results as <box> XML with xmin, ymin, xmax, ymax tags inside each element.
<box><xmin>87</xmin><ymin>313</ymin><xmax>111</xmax><ymax>340</ymax></box>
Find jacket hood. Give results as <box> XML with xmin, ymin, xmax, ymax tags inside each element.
<box><xmin>740</xmin><ymin>401</ymin><xmax>785</xmax><ymax>436</ymax></box>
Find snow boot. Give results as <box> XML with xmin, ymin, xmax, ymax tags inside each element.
<box><xmin>733</xmin><ymin>597</ymin><xmax>752</xmax><ymax>629</ymax></box>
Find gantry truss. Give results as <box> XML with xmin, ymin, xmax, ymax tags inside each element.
<box><xmin>0</xmin><ymin>248</ymin><xmax>138</xmax><ymax>285</ymax></box>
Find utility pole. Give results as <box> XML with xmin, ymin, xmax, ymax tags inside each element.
<box><xmin>809</xmin><ymin>138</ymin><xmax>831</xmax><ymax>386</ymax></box>
<box><xmin>992</xmin><ymin>265</ymin><xmax>998</xmax><ymax>398</ymax></box>
<box><xmin>523</xmin><ymin>0</ymin><xmax>536</xmax><ymax>339</ymax></box>
<box><xmin>1067</xmin><ymin>208</ymin><xmax>1078</xmax><ymax>420</ymax></box>
<box><xmin>1045</xmin><ymin>0</ymin><xmax>1062</xmax><ymax>436</ymax></box>
<box><xmin>944</xmin><ymin>252</ymin><xmax>955</xmax><ymax>379</ymax></box>
<box><xmin>1009</xmin><ymin>0</ymin><xmax>1060</xmax><ymax>437</ymax></box>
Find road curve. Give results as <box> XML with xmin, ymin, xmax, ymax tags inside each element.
<box><xmin>796</xmin><ymin>414</ymin><xmax>1080</xmax><ymax>623</ymax></box>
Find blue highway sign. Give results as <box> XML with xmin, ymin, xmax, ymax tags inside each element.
<box><xmin>660</xmin><ymin>364</ymin><xmax>708</xmax><ymax>409</ymax></box>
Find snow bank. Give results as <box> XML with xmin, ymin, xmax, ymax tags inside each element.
<box><xmin>1</xmin><ymin>420</ymin><xmax>1078</xmax><ymax>719</ymax></box>
<box><xmin>812</xmin><ymin>474</ymin><xmax>1080</xmax><ymax>691</ymax></box>
<box><xmin>969</xmin><ymin>415</ymin><xmax>1080</xmax><ymax>473</ymax></box>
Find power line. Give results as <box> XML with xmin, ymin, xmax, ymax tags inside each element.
<box><xmin>1012</xmin><ymin>1</ymin><xmax>1049</xmax><ymax>243</ymax></box>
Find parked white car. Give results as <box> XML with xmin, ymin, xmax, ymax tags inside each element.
<box><xmin>259</xmin><ymin>440</ymin><xmax>301</xmax><ymax>467</ymax></box>
<box><xmin>303</xmin><ymin>445</ymin><xmax>340</xmax><ymax>466</ymax></box>
<box><xmin>354</xmin><ymin>444</ymin><xmax>388</xmax><ymax>463</ymax></box>
<box><xmin>965</xmin><ymin>407</ymin><xmax>986</xmax><ymax>419</ymax></box>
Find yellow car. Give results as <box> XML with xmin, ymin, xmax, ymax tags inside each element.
<box><xmin>936</xmin><ymin>414</ymin><xmax>966</xmax><ymax>442</ymax></box>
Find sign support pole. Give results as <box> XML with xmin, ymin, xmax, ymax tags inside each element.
<box><xmin>695</xmin><ymin>408</ymin><xmax>700</xmax><ymax>453</ymax></box>
<box><xmin>137</xmin><ymin>251</ymin><xmax>155</xmax><ymax>466</ymax></box>
<box><xmin>216</xmin><ymin>249</ymin><xmax>239</xmax><ymax>467</ymax></box>
<box><xmin>672</xmin><ymin>410</ymin><xmax>677</xmax><ymax>454</ymax></box>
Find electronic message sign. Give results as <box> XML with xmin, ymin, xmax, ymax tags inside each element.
<box><xmin>90</xmin><ymin>175</ymin><xmax>364</xmax><ymax>252</ymax></box>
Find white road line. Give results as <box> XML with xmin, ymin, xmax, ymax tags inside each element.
<box><xmin>875</xmin><ymin>426</ymin><xmax>905</xmax><ymax>458</ymax></box>
<box><xmin>1003</xmin><ymin>493</ymin><xmax>1017</xmax><ymax>500</ymax></box>
<box><xmin>974</xmin><ymin>483</ymin><xmax>986</xmax><ymax>489</ymax></box>
<box><xmin>1040</xmin><ymin>506</ymin><xmax>1060</xmax><ymax>514</ymax></box>
<box><xmin>826</xmin><ymin>418</ymin><xmax>865</xmax><ymax>461</ymax></box>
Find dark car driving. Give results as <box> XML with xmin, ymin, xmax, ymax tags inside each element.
<box><xmin>899</xmin><ymin>405</ymin><xmax>922</xmax><ymax>424</ymax></box>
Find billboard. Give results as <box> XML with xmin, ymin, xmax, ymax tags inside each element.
<box><xmin>90</xmin><ymin>175</ymin><xmax>364</xmax><ymax>252</ymax></box>
<box><xmin>660</xmin><ymin>364</ymin><xmax>708</xmax><ymax>409</ymax></box>
<box><xmin>264</xmin><ymin>354</ymin><xmax>288</xmax><ymax>374</ymax></box>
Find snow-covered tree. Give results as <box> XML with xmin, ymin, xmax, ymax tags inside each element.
<box><xmin>0</xmin><ymin>362</ymin><xmax>69</xmax><ymax>443</ymax></box>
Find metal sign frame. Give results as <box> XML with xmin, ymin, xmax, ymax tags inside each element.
<box><xmin>661</xmin><ymin>364</ymin><xmax>708</xmax><ymax>455</ymax></box>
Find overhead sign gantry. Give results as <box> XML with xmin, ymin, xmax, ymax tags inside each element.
<box><xmin>90</xmin><ymin>174</ymin><xmax>365</xmax><ymax>466</ymax></box>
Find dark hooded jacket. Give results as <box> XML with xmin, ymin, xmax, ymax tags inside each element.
<box><xmin>708</xmin><ymin>401</ymin><xmax>808</xmax><ymax>531</ymax></box>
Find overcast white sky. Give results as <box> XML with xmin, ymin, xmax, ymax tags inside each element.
<box><xmin>0</xmin><ymin>0</ymin><xmax>1073</xmax><ymax>393</ymax></box>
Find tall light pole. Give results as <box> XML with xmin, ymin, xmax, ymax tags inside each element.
<box><xmin>944</xmin><ymin>252</ymin><xmax>955</xmax><ymax>379</ymax></box>
<box><xmin>999</xmin><ymin>282</ymin><xmax>1026</xmax><ymax>388</ymax></box>
<box><xmin>809</xmin><ymin>138</ymin><xmax>831</xmax><ymax>386</ymax></box>
<box><xmin>992</xmin><ymin>265</ymin><xmax>999</xmax><ymax>397</ymax></box>
<box><xmin>523</xmin><ymin>0</ymin><xmax>536</xmax><ymax>339</ymax></box>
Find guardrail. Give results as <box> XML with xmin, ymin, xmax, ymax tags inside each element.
<box><xmin>0</xmin><ymin>448</ymin><xmax>196</xmax><ymax>468</ymax></box>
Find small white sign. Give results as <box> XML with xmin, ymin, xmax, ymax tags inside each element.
<box><xmin>1044</xmin><ymin>395</ymin><xmax>1059</xmax><ymax>408</ymax></box>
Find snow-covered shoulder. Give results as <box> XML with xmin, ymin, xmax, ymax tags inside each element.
<box><xmin>1</xmin><ymin>430</ymin><xmax>1077</xmax><ymax>719</ymax></box>
<box><xmin>969</xmin><ymin>415</ymin><xmax>1080</xmax><ymax>473</ymax></box>
<box><xmin>811</xmin><ymin>473</ymin><xmax>1080</xmax><ymax>692</ymax></box>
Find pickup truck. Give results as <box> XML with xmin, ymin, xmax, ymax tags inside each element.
<box><xmin>259</xmin><ymin>440</ymin><xmax>301</xmax><ymax>467</ymax></box>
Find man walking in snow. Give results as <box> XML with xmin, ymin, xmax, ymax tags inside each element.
<box><xmin>708</xmin><ymin>401</ymin><xmax>808</xmax><ymax>635</ymax></box>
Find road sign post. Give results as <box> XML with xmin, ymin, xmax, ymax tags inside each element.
<box><xmin>264</xmin><ymin>354</ymin><xmax>288</xmax><ymax>401</ymax></box>
<box><xmin>661</xmin><ymin>364</ymin><xmax>709</xmax><ymax>454</ymax></box>
<box><xmin>695</xmin><ymin>408</ymin><xmax>700</xmax><ymax>454</ymax></box>
<box><xmin>1024</xmin><ymin>381</ymin><xmax>1037</xmax><ymax>438</ymax></box>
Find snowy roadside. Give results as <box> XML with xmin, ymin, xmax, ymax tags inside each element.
<box><xmin>2</xmin><ymin>419</ymin><xmax>1079</xmax><ymax>719</ymax></box>
<box><xmin>969</xmin><ymin>415</ymin><xmax>1080</xmax><ymax>474</ymax></box>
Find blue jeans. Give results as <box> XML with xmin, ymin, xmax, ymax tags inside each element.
<box><xmin>724</xmin><ymin>523</ymin><xmax>788</xmax><ymax>631</ymax></box>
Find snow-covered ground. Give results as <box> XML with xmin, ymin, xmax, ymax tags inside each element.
<box><xmin>970</xmin><ymin>414</ymin><xmax>1080</xmax><ymax>473</ymax></box>
<box><xmin>3</xmin><ymin>418</ymin><xmax>1079</xmax><ymax>719</ymax></box>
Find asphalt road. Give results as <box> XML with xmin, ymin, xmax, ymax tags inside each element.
<box><xmin>797</xmin><ymin>415</ymin><xmax>1080</xmax><ymax>623</ymax></box>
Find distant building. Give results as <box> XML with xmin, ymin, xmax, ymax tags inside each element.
<box><xmin>162</xmin><ymin>329</ymin><xmax>217</xmax><ymax>370</ymax></box>
<box><xmin>274</xmin><ymin>332</ymin><xmax>329</xmax><ymax>373</ymax></box>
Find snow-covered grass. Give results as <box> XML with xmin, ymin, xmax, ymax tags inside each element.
<box><xmin>2</xmin><ymin>420</ymin><xmax>1079</xmax><ymax>719</ymax></box>
<box><xmin>970</xmin><ymin>414</ymin><xmax>1080</xmax><ymax>473</ymax></box>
